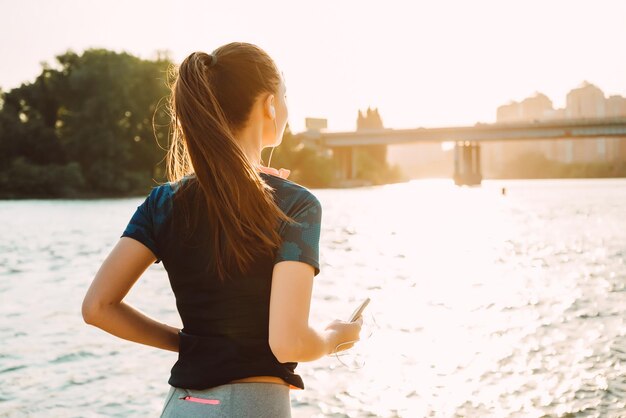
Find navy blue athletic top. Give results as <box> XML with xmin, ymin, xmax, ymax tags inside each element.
<box><xmin>120</xmin><ymin>172</ymin><xmax>322</xmax><ymax>390</ymax></box>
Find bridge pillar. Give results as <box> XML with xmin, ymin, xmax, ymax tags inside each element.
<box><xmin>453</xmin><ymin>141</ymin><xmax>482</xmax><ymax>186</ymax></box>
<box><xmin>332</xmin><ymin>147</ymin><xmax>356</xmax><ymax>180</ymax></box>
<box><xmin>349</xmin><ymin>147</ymin><xmax>356</xmax><ymax>179</ymax></box>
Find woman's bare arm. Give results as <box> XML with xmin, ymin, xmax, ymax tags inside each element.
<box><xmin>81</xmin><ymin>237</ymin><xmax>179</xmax><ymax>352</ymax></box>
<box><xmin>268</xmin><ymin>261</ymin><xmax>334</xmax><ymax>362</ymax></box>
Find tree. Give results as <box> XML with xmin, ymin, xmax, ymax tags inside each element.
<box><xmin>0</xmin><ymin>48</ymin><xmax>172</xmax><ymax>197</ymax></box>
<box><xmin>55</xmin><ymin>49</ymin><xmax>171</xmax><ymax>193</ymax></box>
<box><xmin>263</xmin><ymin>124</ymin><xmax>336</xmax><ymax>188</ymax></box>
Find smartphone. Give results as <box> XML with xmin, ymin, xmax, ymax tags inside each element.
<box><xmin>347</xmin><ymin>297</ymin><xmax>370</xmax><ymax>322</ymax></box>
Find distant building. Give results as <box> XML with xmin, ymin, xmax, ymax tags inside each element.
<box><xmin>496</xmin><ymin>101</ymin><xmax>523</xmax><ymax>122</ymax></box>
<box><xmin>491</xmin><ymin>92</ymin><xmax>556</xmax><ymax>173</ymax></box>
<box><xmin>542</xmin><ymin>108</ymin><xmax>566</xmax><ymax>120</ymax></box>
<box><xmin>566</xmin><ymin>81</ymin><xmax>606</xmax><ymax>118</ymax></box>
<box><xmin>607</xmin><ymin>95</ymin><xmax>626</xmax><ymax>117</ymax></box>
<box><xmin>492</xmin><ymin>81</ymin><xmax>626</xmax><ymax>167</ymax></box>
<box><xmin>521</xmin><ymin>92</ymin><xmax>554</xmax><ymax>120</ymax></box>
<box><xmin>357</xmin><ymin>107</ymin><xmax>384</xmax><ymax>130</ymax></box>
<box><xmin>605</xmin><ymin>95</ymin><xmax>626</xmax><ymax>161</ymax></box>
<box><xmin>496</xmin><ymin>92</ymin><xmax>554</xmax><ymax>122</ymax></box>
<box><xmin>564</xmin><ymin>81</ymin><xmax>614</xmax><ymax>163</ymax></box>
<box><xmin>341</xmin><ymin>107</ymin><xmax>389</xmax><ymax>173</ymax></box>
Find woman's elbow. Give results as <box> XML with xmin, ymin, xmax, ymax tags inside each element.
<box><xmin>81</xmin><ymin>296</ymin><xmax>102</xmax><ymax>324</ymax></box>
<box><xmin>269</xmin><ymin>336</ymin><xmax>299</xmax><ymax>363</ymax></box>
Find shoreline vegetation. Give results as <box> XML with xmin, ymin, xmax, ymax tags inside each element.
<box><xmin>1</xmin><ymin>48</ymin><xmax>624</xmax><ymax>199</ymax></box>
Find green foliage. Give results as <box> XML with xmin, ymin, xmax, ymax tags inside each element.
<box><xmin>0</xmin><ymin>157</ymin><xmax>85</xmax><ymax>198</ymax></box>
<box><xmin>263</xmin><ymin>125</ymin><xmax>337</xmax><ymax>188</ymax></box>
<box><xmin>265</xmin><ymin>127</ymin><xmax>405</xmax><ymax>188</ymax></box>
<box><xmin>0</xmin><ymin>47</ymin><xmax>403</xmax><ymax>197</ymax></box>
<box><xmin>354</xmin><ymin>148</ymin><xmax>406</xmax><ymax>185</ymax></box>
<box><xmin>0</xmin><ymin>48</ymin><xmax>172</xmax><ymax>197</ymax></box>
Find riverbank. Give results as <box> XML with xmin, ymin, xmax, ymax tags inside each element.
<box><xmin>3</xmin><ymin>173</ymin><xmax>626</xmax><ymax>199</ymax></box>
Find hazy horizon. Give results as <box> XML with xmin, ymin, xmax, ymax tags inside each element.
<box><xmin>1</xmin><ymin>0</ymin><xmax>625</xmax><ymax>133</ymax></box>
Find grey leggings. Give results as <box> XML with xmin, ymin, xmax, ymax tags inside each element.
<box><xmin>159</xmin><ymin>382</ymin><xmax>292</xmax><ymax>417</ymax></box>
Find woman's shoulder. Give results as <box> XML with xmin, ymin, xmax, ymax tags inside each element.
<box><xmin>259</xmin><ymin>172</ymin><xmax>320</xmax><ymax>206</ymax></box>
<box><xmin>153</xmin><ymin>174</ymin><xmax>200</xmax><ymax>202</ymax></box>
<box><xmin>147</xmin><ymin>181</ymin><xmax>176</xmax><ymax>202</ymax></box>
<box><xmin>152</xmin><ymin>174</ymin><xmax>196</xmax><ymax>198</ymax></box>
<box><xmin>142</xmin><ymin>180</ymin><xmax>183</xmax><ymax>224</ymax></box>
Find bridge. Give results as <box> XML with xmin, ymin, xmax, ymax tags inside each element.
<box><xmin>295</xmin><ymin>117</ymin><xmax>626</xmax><ymax>186</ymax></box>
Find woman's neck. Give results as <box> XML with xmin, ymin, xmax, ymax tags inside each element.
<box><xmin>235</xmin><ymin>125</ymin><xmax>264</xmax><ymax>171</ymax></box>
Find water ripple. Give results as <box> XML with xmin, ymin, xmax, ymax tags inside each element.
<box><xmin>1</xmin><ymin>179</ymin><xmax>625</xmax><ymax>416</ymax></box>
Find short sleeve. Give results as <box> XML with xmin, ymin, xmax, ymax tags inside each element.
<box><xmin>274</xmin><ymin>194</ymin><xmax>322</xmax><ymax>276</ymax></box>
<box><xmin>120</xmin><ymin>187</ymin><xmax>162</xmax><ymax>264</ymax></box>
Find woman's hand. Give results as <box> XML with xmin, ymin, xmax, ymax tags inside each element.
<box><xmin>258</xmin><ymin>165</ymin><xmax>291</xmax><ymax>179</ymax></box>
<box><xmin>324</xmin><ymin>316</ymin><xmax>363</xmax><ymax>354</ymax></box>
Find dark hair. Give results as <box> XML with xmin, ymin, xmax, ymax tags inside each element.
<box><xmin>165</xmin><ymin>42</ymin><xmax>294</xmax><ymax>282</ymax></box>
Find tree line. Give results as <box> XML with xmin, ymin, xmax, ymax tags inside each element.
<box><xmin>0</xmin><ymin>49</ymin><xmax>174</xmax><ymax>198</ymax></box>
<box><xmin>0</xmin><ymin>48</ymin><xmax>401</xmax><ymax>199</ymax></box>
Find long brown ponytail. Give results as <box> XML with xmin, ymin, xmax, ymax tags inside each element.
<box><xmin>165</xmin><ymin>42</ymin><xmax>295</xmax><ymax>282</ymax></box>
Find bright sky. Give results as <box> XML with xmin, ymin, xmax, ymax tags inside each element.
<box><xmin>1</xmin><ymin>0</ymin><xmax>625</xmax><ymax>133</ymax></box>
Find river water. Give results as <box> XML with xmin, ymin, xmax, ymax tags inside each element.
<box><xmin>1</xmin><ymin>178</ymin><xmax>625</xmax><ymax>417</ymax></box>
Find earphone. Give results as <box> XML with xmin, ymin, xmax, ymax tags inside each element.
<box><xmin>261</xmin><ymin>105</ymin><xmax>277</xmax><ymax>169</ymax></box>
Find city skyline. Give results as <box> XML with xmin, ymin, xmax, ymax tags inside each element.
<box><xmin>352</xmin><ymin>80</ymin><xmax>626</xmax><ymax>134</ymax></box>
<box><xmin>1</xmin><ymin>0</ymin><xmax>625</xmax><ymax>134</ymax></box>
<box><xmin>497</xmin><ymin>81</ymin><xmax>626</xmax><ymax>124</ymax></box>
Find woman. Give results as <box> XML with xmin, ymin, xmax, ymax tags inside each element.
<box><xmin>81</xmin><ymin>42</ymin><xmax>363</xmax><ymax>417</ymax></box>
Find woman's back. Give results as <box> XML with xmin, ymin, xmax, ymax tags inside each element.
<box><xmin>83</xmin><ymin>43</ymin><xmax>361</xmax><ymax>417</ymax></box>
<box><xmin>120</xmin><ymin>171</ymin><xmax>322</xmax><ymax>390</ymax></box>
